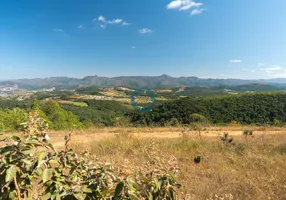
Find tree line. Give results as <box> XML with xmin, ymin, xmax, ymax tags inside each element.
<box><xmin>128</xmin><ymin>93</ymin><xmax>286</xmax><ymax>126</ymax></box>
<box><xmin>1</xmin><ymin>92</ymin><xmax>286</xmax><ymax>131</ymax></box>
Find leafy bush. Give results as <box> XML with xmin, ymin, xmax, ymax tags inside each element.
<box><xmin>0</xmin><ymin>108</ymin><xmax>28</xmax><ymax>132</ymax></box>
<box><xmin>0</xmin><ymin>112</ymin><xmax>181</xmax><ymax>199</ymax></box>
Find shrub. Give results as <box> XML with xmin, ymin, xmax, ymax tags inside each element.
<box><xmin>165</xmin><ymin>117</ymin><xmax>180</xmax><ymax>127</ymax></box>
<box><xmin>220</xmin><ymin>132</ymin><xmax>233</xmax><ymax>145</ymax></box>
<box><xmin>189</xmin><ymin>113</ymin><xmax>208</xmax><ymax>125</ymax></box>
<box><xmin>0</xmin><ymin>112</ymin><xmax>181</xmax><ymax>199</ymax></box>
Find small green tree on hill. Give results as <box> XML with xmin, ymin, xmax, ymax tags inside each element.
<box><xmin>41</xmin><ymin>100</ymin><xmax>82</xmax><ymax>130</ymax></box>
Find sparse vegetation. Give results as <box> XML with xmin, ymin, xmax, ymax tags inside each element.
<box><xmin>70</xmin><ymin>128</ymin><xmax>286</xmax><ymax>200</ymax></box>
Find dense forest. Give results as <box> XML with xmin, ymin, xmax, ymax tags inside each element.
<box><xmin>1</xmin><ymin>92</ymin><xmax>286</xmax><ymax>131</ymax></box>
<box><xmin>129</xmin><ymin>93</ymin><xmax>286</xmax><ymax>126</ymax></box>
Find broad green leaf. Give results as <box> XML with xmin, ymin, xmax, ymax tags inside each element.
<box><xmin>0</xmin><ymin>146</ymin><xmax>13</xmax><ymax>155</ymax></box>
<box><xmin>5</xmin><ymin>165</ymin><xmax>17</xmax><ymax>182</ymax></box>
<box><xmin>49</xmin><ymin>159</ymin><xmax>59</xmax><ymax>165</ymax></box>
<box><xmin>113</xmin><ymin>182</ymin><xmax>124</xmax><ymax>199</ymax></box>
<box><xmin>42</xmin><ymin>168</ymin><xmax>53</xmax><ymax>183</ymax></box>
<box><xmin>8</xmin><ymin>191</ymin><xmax>16</xmax><ymax>199</ymax></box>
<box><xmin>73</xmin><ymin>193</ymin><xmax>87</xmax><ymax>200</ymax></box>
<box><xmin>38</xmin><ymin>151</ymin><xmax>46</xmax><ymax>165</ymax></box>
<box><xmin>71</xmin><ymin>173</ymin><xmax>78</xmax><ymax>182</ymax></box>
<box><xmin>12</xmin><ymin>136</ymin><xmax>20</xmax><ymax>142</ymax></box>
<box><xmin>21</xmin><ymin>159</ymin><xmax>33</xmax><ymax>166</ymax></box>
<box><xmin>41</xmin><ymin>192</ymin><xmax>51</xmax><ymax>200</ymax></box>
<box><xmin>127</xmin><ymin>193</ymin><xmax>140</xmax><ymax>200</ymax></box>
<box><xmin>21</xmin><ymin>148</ymin><xmax>34</xmax><ymax>155</ymax></box>
<box><xmin>148</xmin><ymin>193</ymin><xmax>153</xmax><ymax>200</ymax></box>
<box><xmin>47</xmin><ymin>143</ymin><xmax>57</xmax><ymax>153</ymax></box>
<box><xmin>82</xmin><ymin>186</ymin><xmax>92</xmax><ymax>193</ymax></box>
<box><xmin>26</xmin><ymin>138</ymin><xmax>41</xmax><ymax>145</ymax></box>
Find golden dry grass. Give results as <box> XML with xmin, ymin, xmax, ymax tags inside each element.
<box><xmin>2</xmin><ymin>126</ymin><xmax>286</xmax><ymax>199</ymax></box>
<box><xmin>65</xmin><ymin>127</ymin><xmax>286</xmax><ymax>200</ymax></box>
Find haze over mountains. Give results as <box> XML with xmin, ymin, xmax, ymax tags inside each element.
<box><xmin>1</xmin><ymin>74</ymin><xmax>286</xmax><ymax>90</ymax></box>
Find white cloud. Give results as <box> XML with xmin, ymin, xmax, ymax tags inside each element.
<box><xmin>53</xmin><ymin>29</ymin><xmax>64</xmax><ymax>32</ymax></box>
<box><xmin>108</xmin><ymin>18</ymin><xmax>123</xmax><ymax>24</ymax></box>
<box><xmin>122</xmin><ymin>22</ymin><xmax>130</xmax><ymax>26</ymax></box>
<box><xmin>166</xmin><ymin>0</ymin><xmax>203</xmax><ymax>10</ymax></box>
<box><xmin>229</xmin><ymin>60</ymin><xmax>242</xmax><ymax>63</ymax></box>
<box><xmin>260</xmin><ymin>66</ymin><xmax>283</xmax><ymax>74</ymax></box>
<box><xmin>261</xmin><ymin>66</ymin><xmax>282</xmax><ymax>71</ymax></box>
<box><xmin>94</xmin><ymin>16</ymin><xmax>129</xmax><ymax>28</ymax></box>
<box><xmin>53</xmin><ymin>29</ymin><xmax>69</xmax><ymax>37</ymax></box>
<box><xmin>139</xmin><ymin>28</ymin><xmax>152</xmax><ymax>34</ymax></box>
<box><xmin>167</xmin><ymin>1</ymin><xmax>182</xmax><ymax>9</ymax></box>
<box><xmin>242</xmin><ymin>68</ymin><xmax>255</xmax><ymax>73</ymax></box>
<box><xmin>191</xmin><ymin>8</ymin><xmax>205</xmax><ymax>15</ymax></box>
<box><xmin>78</xmin><ymin>25</ymin><xmax>84</xmax><ymax>29</ymax></box>
<box><xmin>100</xmin><ymin>24</ymin><xmax>106</xmax><ymax>29</ymax></box>
<box><xmin>270</xmin><ymin>73</ymin><xmax>286</xmax><ymax>78</ymax></box>
<box><xmin>258</xmin><ymin>63</ymin><xmax>265</xmax><ymax>66</ymax></box>
<box><xmin>98</xmin><ymin>16</ymin><xmax>106</xmax><ymax>22</ymax></box>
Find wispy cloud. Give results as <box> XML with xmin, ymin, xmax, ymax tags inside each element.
<box><xmin>93</xmin><ymin>16</ymin><xmax>130</xmax><ymax>28</ymax></box>
<box><xmin>261</xmin><ymin>65</ymin><xmax>283</xmax><ymax>74</ymax></box>
<box><xmin>100</xmin><ymin>24</ymin><xmax>106</xmax><ymax>29</ymax></box>
<box><xmin>132</xmin><ymin>46</ymin><xmax>136</xmax><ymax>49</ymax></box>
<box><xmin>191</xmin><ymin>8</ymin><xmax>205</xmax><ymax>16</ymax></box>
<box><xmin>53</xmin><ymin>29</ymin><xmax>64</xmax><ymax>32</ymax></box>
<box><xmin>139</xmin><ymin>28</ymin><xmax>152</xmax><ymax>34</ymax></box>
<box><xmin>262</xmin><ymin>66</ymin><xmax>282</xmax><ymax>71</ymax></box>
<box><xmin>242</xmin><ymin>68</ymin><xmax>255</xmax><ymax>73</ymax></box>
<box><xmin>258</xmin><ymin>63</ymin><xmax>265</xmax><ymax>66</ymax></box>
<box><xmin>229</xmin><ymin>60</ymin><xmax>242</xmax><ymax>63</ymax></box>
<box><xmin>109</xmin><ymin>18</ymin><xmax>123</xmax><ymax>24</ymax></box>
<box><xmin>53</xmin><ymin>28</ymin><xmax>69</xmax><ymax>37</ymax></box>
<box><xmin>269</xmin><ymin>73</ymin><xmax>286</xmax><ymax>78</ymax></box>
<box><xmin>122</xmin><ymin>22</ymin><xmax>130</xmax><ymax>26</ymax></box>
<box><xmin>77</xmin><ymin>25</ymin><xmax>84</xmax><ymax>29</ymax></box>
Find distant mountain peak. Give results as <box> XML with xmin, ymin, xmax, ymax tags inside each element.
<box><xmin>83</xmin><ymin>75</ymin><xmax>98</xmax><ymax>79</ymax></box>
<box><xmin>160</xmin><ymin>74</ymin><xmax>172</xmax><ymax>78</ymax></box>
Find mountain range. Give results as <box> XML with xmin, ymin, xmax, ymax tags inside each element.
<box><xmin>1</xmin><ymin>75</ymin><xmax>286</xmax><ymax>90</ymax></box>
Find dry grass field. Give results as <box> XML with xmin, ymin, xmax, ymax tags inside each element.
<box><xmin>1</xmin><ymin>126</ymin><xmax>286</xmax><ymax>199</ymax></box>
<box><xmin>44</xmin><ymin>126</ymin><xmax>286</xmax><ymax>200</ymax></box>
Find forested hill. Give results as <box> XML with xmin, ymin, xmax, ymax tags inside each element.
<box><xmin>2</xmin><ymin>93</ymin><xmax>286</xmax><ymax>130</ymax></box>
<box><xmin>2</xmin><ymin>74</ymin><xmax>286</xmax><ymax>90</ymax></box>
<box><xmin>129</xmin><ymin>93</ymin><xmax>286</xmax><ymax>126</ymax></box>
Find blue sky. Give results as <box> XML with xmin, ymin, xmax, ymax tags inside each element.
<box><xmin>0</xmin><ymin>0</ymin><xmax>286</xmax><ymax>79</ymax></box>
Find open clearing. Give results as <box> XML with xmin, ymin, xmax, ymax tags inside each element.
<box><xmin>51</xmin><ymin>126</ymin><xmax>286</xmax><ymax>200</ymax></box>
<box><xmin>47</xmin><ymin>126</ymin><xmax>286</xmax><ymax>148</ymax></box>
<box><xmin>2</xmin><ymin>126</ymin><xmax>286</xmax><ymax>199</ymax></box>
